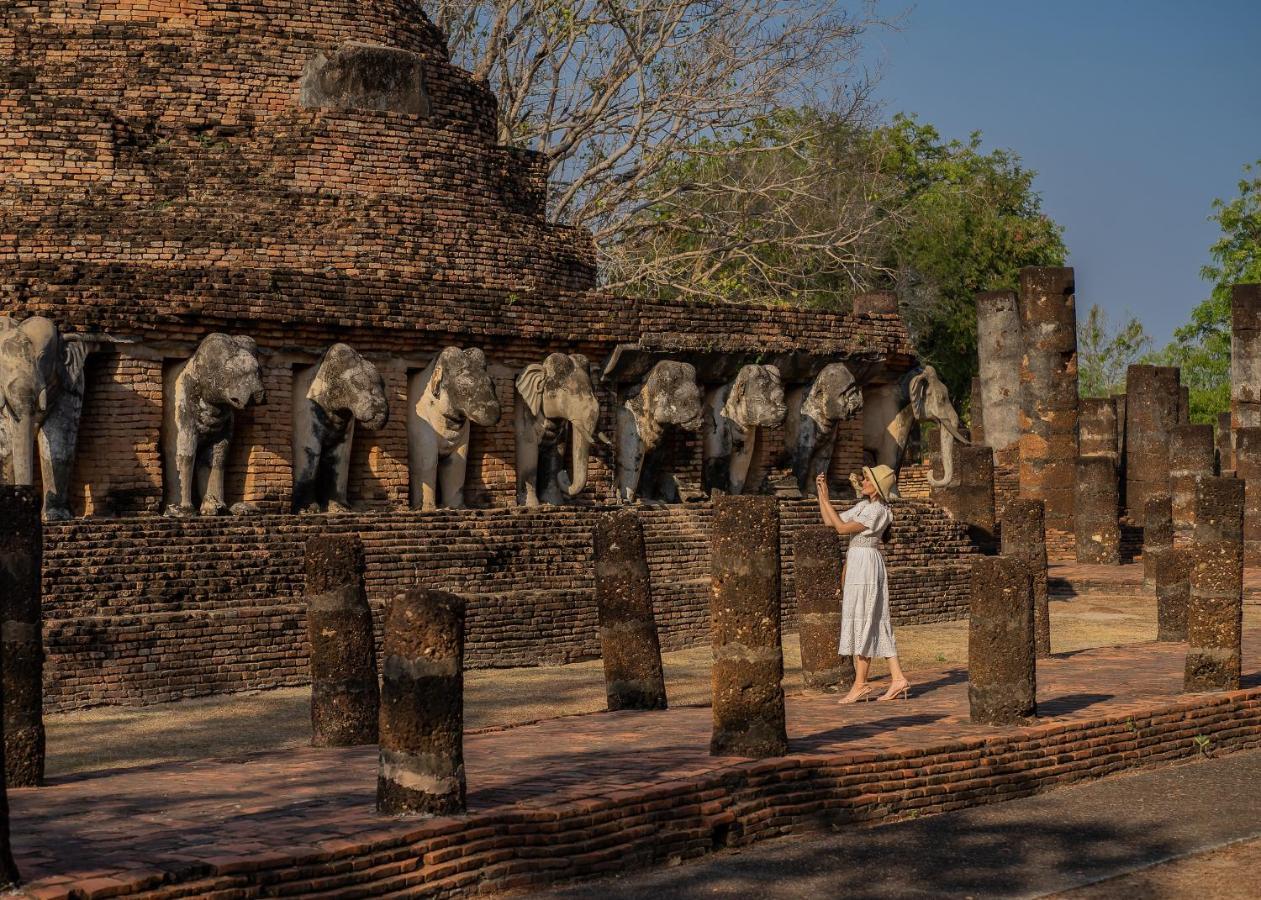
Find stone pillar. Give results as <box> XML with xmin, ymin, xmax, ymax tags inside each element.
<box><xmin>969</xmin><ymin>376</ymin><xmax>986</xmax><ymax>447</ymax></box>
<box><xmin>1178</xmin><ymin>385</ymin><xmax>1190</xmax><ymax>423</ymax></box>
<box><xmin>305</xmin><ymin>534</ymin><xmax>379</xmax><ymax>747</ymax></box>
<box><xmin>1217</xmin><ymin>411</ymin><xmax>1234</xmax><ymax>474</ymax></box>
<box><xmin>1078</xmin><ymin>398</ymin><xmax>1118</xmax><ymax>461</ymax></box>
<box><xmin>968</xmin><ymin>556</ymin><xmax>1036</xmax><ymax>725</ymax></box>
<box><xmin>930</xmin><ymin>443</ymin><xmax>995</xmax><ymax>546</ymax></box>
<box><xmin>1169</xmin><ymin>424</ymin><xmax>1215</xmax><ymax>546</ymax></box>
<box><xmin>593</xmin><ymin>510</ymin><xmax>667</xmax><ymax>710</ymax></box>
<box><xmin>1075</xmin><ymin>457</ymin><xmax>1120</xmax><ymax>565</ymax></box>
<box><xmin>975</xmin><ymin>290</ymin><xmax>1022</xmax><ymax>457</ymax></box>
<box><xmin>794</xmin><ymin>526</ymin><xmax>854</xmax><ymax>691</ymax></box>
<box><xmin>1017</xmin><ymin>267</ymin><xmax>1078</xmax><ymax>532</ymax></box>
<box><xmin>852</xmin><ymin>290</ymin><xmax>899</xmax><ymax>316</ymax></box>
<box><xmin>1235</xmin><ymin>427</ymin><xmax>1261</xmax><ymax>566</ymax></box>
<box><xmin>1125</xmin><ymin>365</ymin><xmax>1181</xmax><ymax>525</ymax></box>
<box><xmin>1000</xmin><ymin>499</ymin><xmax>1050</xmax><ymax>657</ymax></box>
<box><xmin>1143</xmin><ymin>495</ymin><xmax>1173</xmax><ymax>591</ymax></box>
<box><xmin>1112</xmin><ymin>392</ymin><xmax>1128</xmax><ymax>509</ymax></box>
<box><xmin>377</xmin><ymin>589</ymin><xmax>466</xmax><ymax>816</ymax></box>
<box><xmin>709</xmin><ymin>495</ymin><xmax>787</xmax><ymax>758</ymax></box>
<box><xmin>1185</xmin><ymin>477</ymin><xmax>1244</xmax><ymax>692</ymax></box>
<box><xmin>1230</xmin><ymin>284</ymin><xmax>1261</xmax><ymax>435</ymax></box>
<box><xmin>1154</xmin><ymin>548</ymin><xmax>1191</xmax><ymax>642</ymax></box>
<box><xmin>0</xmin><ymin>486</ymin><xmax>42</xmax><ymax>788</ymax></box>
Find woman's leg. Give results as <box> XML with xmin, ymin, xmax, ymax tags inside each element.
<box><xmin>840</xmin><ymin>656</ymin><xmax>872</xmax><ymax>702</ymax></box>
<box><xmin>878</xmin><ymin>655</ymin><xmax>910</xmax><ymax>700</ymax></box>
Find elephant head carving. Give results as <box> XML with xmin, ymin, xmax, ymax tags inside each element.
<box><xmin>408</xmin><ymin>346</ymin><xmax>501</xmax><ymax>510</ymax></box>
<box><xmin>163</xmin><ymin>333</ymin><xmax>266</xmax><ymax>517</ymax></box>
<box><xmin>786</xmin><ymin>361</ymin><xmax>862</xmax><ymax>496</ymax></box>
<box><xmin>292</xmin><ymin>343</ymin><xmax>389</xmax><ymax>514</ymax></box>
<box><xmin>515</xmin><ymin>352</ymin><xmax>602</xmax><ymax>506</ymax></box>
<box><xmin>862</xmin><ymin>363</ymin><xmax>967</xmax><ymax>494</ymax></box>
<box><xmin>0</xmin><ymin>315</ymin><xmax>90</xmax><ymax>520</ymax></box>
<box><xmin>703</xmin><ymin>364</ymin><xmax>786</xmax><ymax>495</ymax></box>
<box><xmin>616</xmin><ymin>359</ymin><xmax>703</xmax><ymax>503</ymax></box>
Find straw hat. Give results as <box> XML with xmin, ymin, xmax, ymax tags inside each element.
<box><xmin>862</xmin><ymin>464</ymin><xmax>897</xmax><ymax>503</ymax></box>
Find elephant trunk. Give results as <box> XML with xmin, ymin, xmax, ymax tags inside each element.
<box><xmin>927</xmin><ymin>418</ymin><xmax>964</xmax><ymax>488</ymax></box>
<box><xmin>558</xmin><ymin>423</ymin><xmax>592</xmax><ymax>497</ymax></box>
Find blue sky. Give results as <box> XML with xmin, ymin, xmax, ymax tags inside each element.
<box><xmin>862</xmin><ymin>0</ymin><xmax>1261</xmax><ymax>346</ymax></box>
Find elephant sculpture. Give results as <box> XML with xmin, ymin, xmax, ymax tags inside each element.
<box><xmin>784</xmin><ymin>362</ymin><xmax>863</xmax><ymax>496</ymax></box>
<box><xmin>862</xmin><ymin>364</ymin><xmax>967</xmax><ymax>495</ymax></box>
<box><xmin>616</xmin><ymin>360</ymin><xmax>704</xmax><ymax>503</ymax></box>
<box><xmin>702</xmin><ymin>364</ymin><xmax>787</xmax><ymax>495</ymax></box>
<box><xmin>292</xmin><ymin>343</ymin><xmax>389</xmax><ymax>514</ymax></box>
<box><xmin>162</xmin><ymin>333</ymin><xmax>266</xmax><ymax>517</ymax></box>
<box><xmin>408</xmin><ymin>346</ymin><xmax>501</xmax><ymax>510</ymax></box>
<box><xmin>0</xmin><ymin>316</ymin><xmax>90</xmax><ymax>521</ymax></box>
<box><xmin>514</xmin><ymin>352</ymin><xmax>603</xmax><ymax>506</ymax></box>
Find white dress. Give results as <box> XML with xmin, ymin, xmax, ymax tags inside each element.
<box><xmin>837</xmin><ymin>499</ymin><xmax>897</xmax><ymax>658</ymax></box>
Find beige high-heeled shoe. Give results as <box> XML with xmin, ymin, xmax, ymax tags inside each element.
<box><xmin>838</xmin><ymin>684</ymin><xmax>874</xmax><ymax>705</ymax></box>
<box><xmin>877</xmin><ymin>681</ymin><xmax>910</xmax><ymax>702</ymax></box>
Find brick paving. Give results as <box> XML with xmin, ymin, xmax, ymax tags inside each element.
<box><xmin>8</xmin><ymin>627</ymin><xmax>1261</xmax><ymax>898</ymax></box>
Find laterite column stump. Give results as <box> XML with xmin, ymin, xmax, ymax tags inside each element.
<box><xmin>305</xmin><ymin>534</ymin><xmax>380</xmax><ymax>746</ymax></box>
<box><xmin>0</xmin><ymin>485</ymin><xmax>43</xmax><ymax>788</ymax></box>
<box><xmin>1185</xmin><ymin>477</ymin><xmax>1244</xmax><ymax>692</ymax></box>
<box><xmin>1000</xmin><ymin>498</ymin><xmax>1049</xmax><ymax>657</ymax></box>
<box><xmin>1154</xmin><ymin>548</ymin><xmax>1191</xmax><ymax>642</ymax></box>
<box><xmin>968</xmin><ymin>556</ymin><xmax>1036</xmax><ymax>725</ymax></box>
<box><xmin>709</xmin><ymin>495</ymin><xmax>788</xmax><ymax>758</ymax></box>
<box><xmin>1142</xmin><ymin>495</ymin><xmax>1173</xmax><ymax>592</ymax></box>
<box><xmin>593</xmin><ymin>510</ymin><xmax>667</xmax><ymax>711</ymax></box>
<box><xmin>377</xmin><ymin>589</ymin><xmax>467</xmax><ymax>816</ymax></box>
<box><xmin>794</xmin><ymin>525</ymin><xmax>854</xmax><ymax>691</ymax></box>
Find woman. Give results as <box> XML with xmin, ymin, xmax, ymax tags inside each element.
<box><xmin>815</xmin><ymin>464</ymin><xmax>910</xmax><ymax>703</ymax></box>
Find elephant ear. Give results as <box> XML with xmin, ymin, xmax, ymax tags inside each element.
<box><xmin>516</xmin><ymin>364</ymin><xmax>546</xmax><ymax>417</ymax></box>
<box><xmin>64</xmin><ymin>339</ymin><xmax>90</xmax><ymax>390</ymax></box>
<box><xmin>720</xmin><ymin>373</ymin><xmax>747</xmax><ymax>421</ymax></box>
<box><xmin>909</xmin><ymin>367</ymin><xmax>931</xmax><ymax>418</ymax></box>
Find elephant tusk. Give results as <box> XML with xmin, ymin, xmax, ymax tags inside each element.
<box><xmin>595</xmin><ymin>431</ymin><xmax>613</xmax><ymax>446</ymax></box>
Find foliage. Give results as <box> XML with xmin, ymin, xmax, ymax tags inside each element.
<box><xmin>875</xmin><ymin>116</ymin><xmax>1067</xmax><ymax>403</ymax></box>
<box><xmin>1153</xmin><ymin>161</ymin><xmax>1261</xmax><ymax>424</ymax></box>
<box><xmin>427</xmin><ymin>0</ymin><xmax>887</xmax><ymax>276</ymax></box>
<box><xmin>1077</xmin><ymin>304</ymin><xmax>1152</xmax><ymax>398</ymax></box>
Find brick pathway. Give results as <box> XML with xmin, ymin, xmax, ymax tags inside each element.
<box><xmin>9</xmin><ymin>628</ymin><xmax>1261</xmax><ymax>897</ymax></box>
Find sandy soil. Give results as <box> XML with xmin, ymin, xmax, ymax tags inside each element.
<box><xmin>46</xmin><ymin>594</ymin><xmax>1255</xmax><ymax>777</ymax></box>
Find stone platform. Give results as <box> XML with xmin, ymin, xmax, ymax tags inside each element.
<box><xmin>10</xmin><ymin>631</ymin><xmax>1261</xmax><ymax>899</ymax></box>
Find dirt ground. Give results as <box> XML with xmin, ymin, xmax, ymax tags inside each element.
<box><xmin>45</xmin><ymin>594</ymin><xmax>1258</xmax><ymax>777</ymax></box>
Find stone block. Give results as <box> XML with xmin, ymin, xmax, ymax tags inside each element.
<box><xmin>300</xmin><ymin>42</ymin><xmax>430</xmax><ymax>116</ymax></box>
<box><xmin>709</xmin><ymin>495</ymin><xmax>787</xmax><ymax>758</ymax></box>
<box><xmin>1078</xmin><ymin>397</ymin><xmax>1119</xmax><ymax>461</ymax></box>
<box><xmin>1231</xmin><ymin>283</ymin><xmax>1261</xmax><ymax>432</ymax></box>
<box><xmin>1235</xmin><ymin>426</ymin><xmax>1261</xmax><ymax>565</ymax></box>
<box><xmin>305</xmin><ymin>534</ymin><xmax>379</xmax><ymax>747</ymax></box>
<box><xmin>377</xmin><ymin>589</ymin><xmax>467</xmax><ymax>816</ymax></box>
<box><xmin>975</xmin><ymin>290</ymin><xmax>1022</xmax><ymax>455</ymax></box>
<box><xmin>594</xmin><ymin>510</ymin><xmax>667</xmax><ymax>711</ymax></box>
<box><xmin>968</xmin><ymin>556</ymin><xmax>1036</xmax><ymax>725</ymax></box>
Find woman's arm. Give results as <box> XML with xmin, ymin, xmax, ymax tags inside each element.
<box><xmin>816</xmin><ymin>474</ymin><xmax>865</xmax><ymax>535</ymax></box>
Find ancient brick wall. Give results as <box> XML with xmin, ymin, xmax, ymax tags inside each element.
<box><xmin>41</xmin><ymin>499</ymin><xmax>979</xmax><ymax>710</ymax></box>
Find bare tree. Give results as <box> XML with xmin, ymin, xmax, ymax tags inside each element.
<box><xmin>427</xmin><ymin>0</ymin><xmax>895</xmax><ymax>298</ymax></box>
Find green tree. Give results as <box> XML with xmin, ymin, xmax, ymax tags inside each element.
<box><xmin>619</xmin><ymin>112</ymin><xmax>1067</xmax><ymax>405</ymax></box>
<box><xmin>1077</xmin><ymin>304</ymin><xmax>1152</xmax><ymax>398</ymax></box>
<box><xmin>1153</xmin><ymin>160</ymin><xmax>1261</xmax><ymax>424</ymax></box>
<box><xmin>874</xmin><ymin>115</ymin><xmax>1067</xmax><ymax>403</ymax></box>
